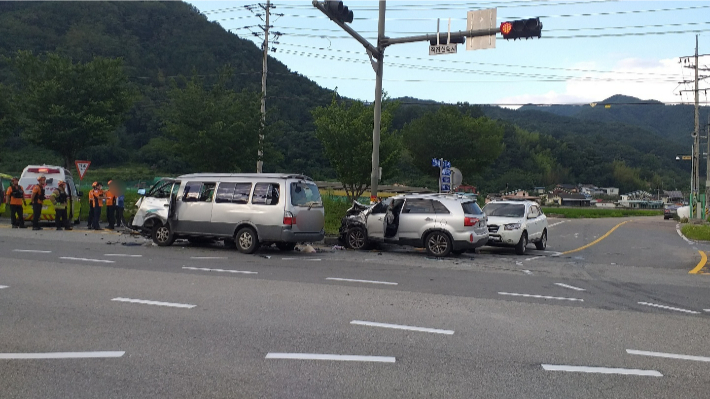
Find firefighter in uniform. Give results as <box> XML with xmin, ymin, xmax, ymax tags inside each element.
<box><xmin>50</xmin><ymin>180</ymin><xmax>71</xmax><ymax>231</ymax></box>
<box><xmin>31</xmin><ymin>176</ymin><xmax>47</xmax><ymax>230</ymax></box>
<box><xmin>87</xmin><ymin>181</ymin><xmax>97</xmax><ymax>229</ymax></box>
<box><xmin>105</xmin><ymin>180</ymin><xmax>118</xmax><ymax>230</ymax></box>
<box><xmin>5</xmin><ymin>177</ymin><xmax>26</xmax><ymax>228</ymax></box>
<box><xmin>91</xmin><ymin>182</ymin><xmax>105</xmax><ymax>230</ymax></box>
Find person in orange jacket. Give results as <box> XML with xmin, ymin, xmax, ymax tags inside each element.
<box><xmin>5</xmin><ymin>177</ymin><xmax>27</xmax><ymax>228</ymax></box>
<box><xmin>90</xmin><ymin>182</ymin><xmax>105</xmax><ymax>230</ymax></box>
<box><xmin>31</xmin><ymin>176</ymin><xmax>47</xmax><ymax>230</ymax></box>
<box><xmin>87</xmin><ymin>181</ymin><xmax>97</xmax><ymax>229</ymax></box>
<box><xmin>105</xmin><ymin>180</ymin><xmax>118</xmax><ymax>230</ymax></box>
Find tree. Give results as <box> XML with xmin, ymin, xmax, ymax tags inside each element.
<box><xmin>312</xmin><ymin>96</ymin><xmax>401</xmax><ymax>201</ymax></box>
<box><xmin>0</xmin><ymin>83</ymin><xmax>16</xmax><ymax>143</ymax></box>
<box><xmin>403</xmin><ymin>105</ymin><xmax>504</xmax><ymax>179</ymax></box>
<box><xmin>161</xmin><ymin>71</ymin><xmax>261</xmax><ymax>172</ymax></box>
<box><xmin>12</xmin><ymin>51</ymin><xmax>135</xmax><ymax>167</ymax></box>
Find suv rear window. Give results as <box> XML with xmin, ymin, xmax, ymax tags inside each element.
<box><xmin>461</xmin><ymin>201</ymin><xmax>482</xmax><ymax>215</ymax></box>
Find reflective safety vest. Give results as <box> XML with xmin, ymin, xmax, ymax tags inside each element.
<box><xmin>92</xmin><ymin>189</ymin><xmax>104</xmax><ymax>207</ymax></box>
<box><xmin>31</xmin><ymin>185</ymin><xmax>45</xmax><ymax>205</ymax></box>
<box><xmin>6</xmin><ymin>186</ymin><xmax>24</xmax><ymax>206</ymax></box>
<box><xmin>51</xmin><ymin>188</ymin><xmax>68</xmax><ymax>210</ymax></box>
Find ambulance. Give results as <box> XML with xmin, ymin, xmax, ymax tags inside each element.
<box><xmin>18</xmin><ymin>165</ymin><xmax>83</xmax><ymax>224</ymax></box>
<box><xmin>0</xmin><ymin>173</ymin><xmax>12</xmax><ymax>214</ymax></box>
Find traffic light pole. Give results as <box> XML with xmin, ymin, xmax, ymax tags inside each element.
<box><xmin>314</xmin><ymin>0</ymin><xmax>504</xmax><ymax>202</ymax></box>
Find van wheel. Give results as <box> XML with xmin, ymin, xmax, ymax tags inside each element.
<box><xmin>152</xmin><ymin>223</ymin><xmax>175</xmax><ymax>247</ymax></box>
<box><xmin>515</xmin><ymin>232</ymin><xmax>528</xmax><ymax>255</ymax></box>
<box><xmin>236</xmin><ymin>227</ymin><xmax>259</xmax><ymax>254</ymax></box>
<box><xmin>346</xmin><ymin>227</ymin><xmax>368</xmax><ymax>250</ymax></box>
<box><xmin>276</xmin><ymin>242</ymin><xmax>296</xmax><ymax>251</ymax></box>
<box><xmin>426</xmin><ymin>231</ymin><xmax>452</xmax><ymax>257</ymax></box>
<box><xmin>535</xmin><ymin>229</ymin><xmax>547</xmax><ymax>250</ymax></box>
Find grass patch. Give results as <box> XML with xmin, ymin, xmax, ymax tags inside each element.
<box><xmin>541</xmin><ymin>207</ymin><xmax>662</xmax><ymax>219</ymax></box>
<box><xmin>323</xmin><ymin>195</ymin><xmax>354</xmax><ymax>236</ymax></box>
<box><xmin>681</xmin><ymin>224</ymin><xmax>710</xmax><ymax>241</ymax></box>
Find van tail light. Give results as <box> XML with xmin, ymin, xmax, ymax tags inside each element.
<box><xmin>283</xmin><ymin>211</ymin><xmax>296</xmax><ymax>226</ymax></box>
<box><xmin>464</xmin><ymin>217</ymin><xmax>479</xmax><ymax>227</ymax></box>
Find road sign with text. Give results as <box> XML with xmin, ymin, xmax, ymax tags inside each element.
<box><xmin>429</xmin><ymin>43</ymin><xmax>457</xmax><ymax>55</ymax></box>
<box><xmin>75</xmin><ymin>160</ymin><xmax>91</xmax><ymax>180</ymax></box>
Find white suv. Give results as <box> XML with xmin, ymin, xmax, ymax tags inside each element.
<box><xmin>482</xmin><ymin>200</ymin><xmax>547</xmax><ymax>255</ymax></box>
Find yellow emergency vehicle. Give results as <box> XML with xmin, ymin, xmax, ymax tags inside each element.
<box><xmin>0</xmin><ymin>173</ymin><xmax>11</xmax><ymax>214</ymax></box>
<box><xmin>19</xmin><ymin>165</ymin><xmax>83</xmax><ymax>224</ymax></box>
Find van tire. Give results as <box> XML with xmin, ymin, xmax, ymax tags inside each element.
<box><xmin>276</xmin><ymin>242</ymin><xmax>297</xmax><ymax>251</ymax></box>
<box><xmin>236</xmin><ymin>227</ymin><xmax>259</xmax><ymax>254</ymax></box>
<box><xmin>152</xmin><ymin>222</ymin><xmax>175</xmax><ymax>247</ymax></box>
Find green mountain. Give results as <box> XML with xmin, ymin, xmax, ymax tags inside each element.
<box><xmin>519</xmin><ymin>95</ymin><xmax>706</xmax><ymax>146</ymax></box>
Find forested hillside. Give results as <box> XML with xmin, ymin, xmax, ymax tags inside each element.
<box><xmin>0</xmin><ymin>1</ymin><xmax>691</xmax><ymax>195</ymax></box>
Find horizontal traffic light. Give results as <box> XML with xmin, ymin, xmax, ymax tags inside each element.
<box><xmin>325</xmin><ymin>0</ymin><xmax>353</xmax><ymax>23</ymax></box>
<box><xmin>500</xmin><ymin>18</ymin><xmax>542</xmax><ymax>40</ymax></box>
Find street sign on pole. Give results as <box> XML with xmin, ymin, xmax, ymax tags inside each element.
<box><xmin>74</xmin><ymin>160</ymin><xmax>91</xmax><ymax>181</ymax></box>
<box><xmin>466</xmin><ymin>8</ymin><xmax>496</xmax><ymax>51</ymax></box>
<box><xmin>681</xmin><ymin>155</ymin><xmax>692</xmax><ymax>161</ymax></box>
<box><xmin>431</xmin><ymin>158</ymin><xmax>441</xmax><ymax>167</ymax></box>
<box><xmin>429</xmin><ymin>43</ymin><xmax>457</xmax><ymax>55</ymax></box>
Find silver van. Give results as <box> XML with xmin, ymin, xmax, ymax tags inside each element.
<box><xmin>131</xmin><ymin>173</ymin><xmax>325</xmax><ymax>253</ymax></box>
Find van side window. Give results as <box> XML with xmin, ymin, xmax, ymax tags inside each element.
<box><xmin>233</xmin><ymin>183</ymin><xmax>252</xmax><ymax>204</ymax></box>
<box><xmin>215</xmin><ymin>182</ymin><xmax>252</xmax><ymax>204</ymax></box>
<box><xmin>199</xmin><ymin>183</ymin><xmax>216</xmax><ymax>202</ymax></box>
<box><xmin>216</xmin><ymin>183</ymin><xmax>236</xmax><ymax>203</ymax></box>
<box><xmin>252</xmin><ymin>183</ymin><xmax>280</xmax><ymax>205</ymax></box>
<box><xmin>182</xmin><ymin>182</ymin><xmax>203</xmax><ymax>202</ymax></box>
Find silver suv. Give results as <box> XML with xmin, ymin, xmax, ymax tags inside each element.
<box><xmin>339</xmin><ymin>193</ymin><xmax>489</xmax><ymax>257</ymax></box>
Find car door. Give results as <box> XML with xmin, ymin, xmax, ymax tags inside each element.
<box><xmin>210</xmin><ymin>182</ymin><xmax>252</xmax><ymax>236</ymax></box>
<box><xmin>527</xmin><ymin>205</ymin><xmax>541</xmax><ymax>240</ymax></box>
<box><xmin>174</xmin><ymin>181</ymin><xmax>215</xmax><ymax>234</ymax></box>
<box><xmin>397</xmin><ymin>199</ymin><xmax>436</xmax><ymax>243</ymax></box>
<box><xmin>365</xmin><ymin>201</ymin><xmax>388</xmax><ymax>240</ymax></box>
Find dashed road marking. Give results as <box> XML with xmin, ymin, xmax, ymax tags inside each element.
<box><xmin>59</xmin><ymin>257</ymin><xmax>114</xmax><ymax>264</ymax></box>
<box><xmin>541</xmin><ymin>364</ymin><xmax>662</xmax><ymax>377</ymax></box>
<box><xmin>554</xmin><ymin>283</ymin><xmax>586</xmax><ymax>291</ymax></box>
<box><xmin>306</xmin><ymin>258</ymin><xmax>322</xmax><ymax>262</ymax></box>
<box><xmin>498</xmin><ymin>292</ymin><xmax>583</xmax><ymax>302</ymax></box>
<box><xmin>111</xmin><ymin>297</ymin><xmax>196</xmax><ymax>309</ymax></box>
<box><xmin>627</xmin><ymin>349</ymin><xmax>710</xmax><ymax>363</ymax></box>
<box><xmin>0</xmin><ymin>285</ymin><xmax>8</xmax><ymax>289</ymax></box>
<box><xmin>13</xmin><ymin>249</ymin><xmax>51</xmax><ymax>253</ymax></box>
<box><xmin>525</xmin><ymin>256</ymin><xmax>543</xmax><ymax>261</ymax></box>
<box><xmin>0</xmin><ymin>351</ymin><xmax>125</xmax><ymax>360</ymax></box>
<box><xmin>326</xmin><ymin>277</ymin><xmax>398</xmax><ymax>286</ymax></box>
<box><xmin>548</xmin><ymin>221</ymin><xmax>567</xmax><ymax>228</ymax></box>
<box><xmin>104</xmin><ymin>254</ymin><xmax>142</xmax><ymax>258</ymax></box>
<box><xmin>190</xmin><ymin>256</ymin><xmax>227</xmax><ymax>260</ymax></box>
<box><xmin>182</xmin><ymin>266</ymin><xmax>257</xmax><ymax>274</ymax></box>
<box><xmin>281</xmin><ymin>257</ymin><xmax>296</xmax><ymax>260</ymax></box>
<box><xmin>265</xmin><ymin>353</ymin><xmax>395</xmax><ymax>363</ymax></box>
<box><xmin>351</xmin><ymin>320</ymin><xmax>454</xmax><ymax>335</ymax></box>
<box><xmin>637</xmin><ymin>301</ymin><xmax>700</xmax><ymax>314</ymax></box>
<box><xmin>523</xmin><ymin>270</ymin><xmax>533</xmax><ymax>275</ymax></box>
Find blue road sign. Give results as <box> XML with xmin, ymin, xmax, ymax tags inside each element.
<box><xmin>441</xmin><ymin>184</ymin><xmax>451</xmax><ymax>191</ymax></box>
<box><xmin>441</xmin><ymin>168</ymin><xmax>451</xmax><ymax>176</ymax></box>
<box><xmin>443</xmin><ymin>160</ymin><xmax>451</xmax><ymax>169</ymax></box>
<box><xmin>431</xmin><ymin>158</ymin><xmax>440</xmax><ymax>167</ymax></box>
<box><xmin>441</xmin><ymin>176</ymin><xmax>451</xmax><ymax>183</ymax></box>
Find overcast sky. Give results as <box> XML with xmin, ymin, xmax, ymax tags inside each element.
<box><xmin>188</xmin><ymin>0</ymin><xmax>710</xmax><ymax>106</ymax></box>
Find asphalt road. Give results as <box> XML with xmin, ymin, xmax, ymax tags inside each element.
<box><xmin>1</xmin><ymin>216</ymin><xmax>708</xmax><ymax>398</ymax></box>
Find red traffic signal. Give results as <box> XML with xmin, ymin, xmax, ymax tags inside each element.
<box><xmin>500</xmin><ymin>18</ymin><xmax>542</xmax><ymax>40</ymax></box>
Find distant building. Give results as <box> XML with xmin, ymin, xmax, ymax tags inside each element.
<box><xmin>619</xmin><ymin>190</ymin><xmax>663</xmax><ymax>208</ymax></box>
<box><xmin>601</xmin><ymin>187</ymin><xmax>619</xmax><ymax>196</ymax></box>
<box><xmin>549</xmin><ymin>192</ymin><xmax>591</xmax><ymax>207</ymax></box>
<box><xmin>556</xmin><ymin>184</ymin><xmax>578</xmax><ymax>193</ymax></box>
<box><xmin>662</xmin><ymin>190</ymin><xmax>683</xmax><ymax>204</ymax></box>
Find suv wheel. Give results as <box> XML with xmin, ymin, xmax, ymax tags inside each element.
<box><xmin>425</xmin><ymin>231</ymin><xmax>452</xmax><ymax>257</ymax></box>
<box><xmin>346</xmin><ymin>227</ymin><xmax>367</xmax><ymax>250</ymax></box>
<box><xmin>152</xmin><ymin>223</ymin><xmax>175</xmax><ymax>247</ymax></box>
<box><xmin>535</xmin><ymin>229</ymin><xmax>547</xmax><ymax>250</ymax></box>
<box><xmin>236</xmin><ymin>227</ymin><xmax>259</xmax><ymax>254</ymax></box>
<box><xmin>515</xmin><ymin>232</ymin><xmax>528</xmax><ymax>255</ymax></box>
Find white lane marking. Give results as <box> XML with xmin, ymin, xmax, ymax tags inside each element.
<box><xmin>541</xmin><ymin>364</ymin><xmax>662</xmax><ymax>377</ymax></box>
<box><xmin>548</xmin><ymin>221</ymin><xmax>567</xmax><ymax>228</ymax></box>
<box><xmin>627</xmin><ymin>349</ymin><xmax>710</xmax><ymax>363</ymax></box>
<box><xmin>498</xmin><ymin>292</ymin><xmax>583</xmax><ymax>302</ymax></box>
<box><xmin>523</xmin><ymin>270</ymin><xmax>533</xmax><ymax>275</ymax></box>
<box><xmin>13</xmin><ymin>249</ymin><xmax>52</xmax><ymax>253</ymax></box>
<box><xmin>676</xmin><ymin>223</ymin><xmax>693</xmax><ymax>244</ymax></box>
<box><xmin>306</xmin><ymin>258</ymin><xmax>322</xmax><ymax>262</ymax></box>
<box><xmin>104</xmin><ymin>254</ymin><xmax>142</xmax><ymax>258</ymax></box>
<box><xmin>281</xmin><ymin>257</ymin><xmax>296</xmax><ymax>260</ymax></box>
<box><xmin>59</xmin><ymin>257</ymin><xmax>114</xmax><ymax>264</ymax></box>
<box><xmin>351</xmin><ymin>320</ymin><xmax>454</xmax><ymax>335</ymax></box>
<box><xmin>190</xmin><ymin>256</ymin><xmax>227</xmax><ymax>260</ymax></box>
<box><xmin>549</xmin><ymin>251</ymin><xmax>564</xmax><ymax>257</ymax></box>
<box><xmin>265</xmin><ymin>353</ymin><xmax>395</xmax><ymax>363</ymax></box>
<box><xmin>111</xmin><ymin>297</ymin><xmax>195</xmax><ymax>309</ymax></box>
<box><xmin>326</xmin><ymin>277</ymin><xmax>398</xmax><ymax>286</ymax></box>
<box><xmin>637</xmin><ymin>301</ymin><xmax>700</xmax><ymax>314</ymax></box>
<box><xmin>0</xmin><ymin>285</ymin><xmax>8</xmax><ymax>289</ymax></box>
<box><xmin>525</xmin><ymin>256</ymin><xmax>543</xmax><ymax>261</ymax></box>
<box><xmin>0</xmin><ymin>351</ymin><xmax>125</xmax><ymax>359</ymax></box>
<box><xmin>554</xmin><ymin>283</ymin><xmax>586</xmax><ymax>292</ymax></box>
<box><xmin>182</xmin><ymin>266</ymin><xmax>257</xmax><ymax>275</ymax></box>
<box><xmin>705</xmin><ymin>309</ymin><xmax>710</xmax><ymax>312</ymax></box>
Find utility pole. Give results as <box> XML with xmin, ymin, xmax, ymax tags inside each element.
<box><xmin>694</xmin><ymin>35</ymin><xmax>700</xmax><ymax>218</ymax></box>
<box><xmin>370</xmin><ymin>1</ymin><xmax>385</xmax><ymax>201</ymax></box>
<box><xmin>706</xmin><ymin>113</ymin><xmax>710</xmax><ymax>219</ymax></box>
<box><xmin>257</xmin><ymin>0</ymin><xmax>270</xmax><ymax>173</ymax></box>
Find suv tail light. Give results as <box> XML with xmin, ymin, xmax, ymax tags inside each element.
<box><xmin>464</xmin><ymin>217</ymin><xmax>479</xmax><ymax>227</ymax></box>
<box><xmin>283</xmin><ymin>211</ymin><xmax>296</xmax><ymax>226</ymax></box>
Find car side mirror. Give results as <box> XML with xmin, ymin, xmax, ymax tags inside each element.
<box><xmin>137</xmin><ymin>189</ymin><xmax>146</xmax><ymax>195</ymax></box>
